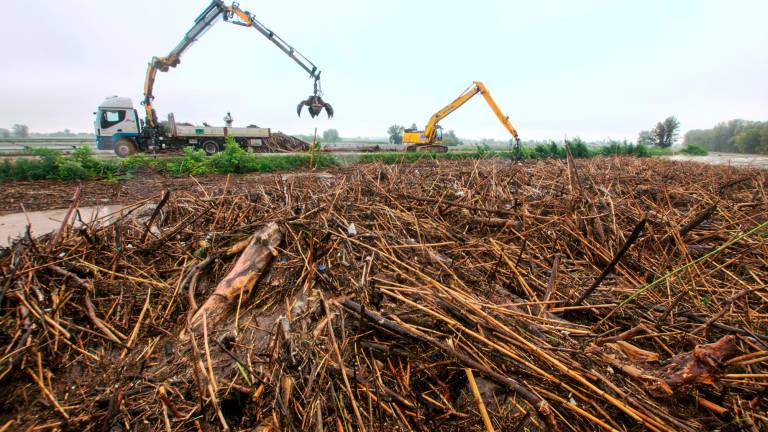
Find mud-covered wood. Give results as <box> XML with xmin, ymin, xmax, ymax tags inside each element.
<box><xmin>188</xmin><ymin>222</ymin><xmax>282</xmax><ymax>331</ymax></box>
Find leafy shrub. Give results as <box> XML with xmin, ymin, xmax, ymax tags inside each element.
<box><xmin>636</xmin><ymin>143</ymin><xmax>650</xmax><ymax>157</ymax></box>
<box><xmin>680</xmin><ymin>144</ymin><xmax>709</xmax><ymax>156</ymax></box>
<box><xmin>56</xmin><ymin>160</ymin><xmax>88</xmax><ymax>180</ymax></box>
<box><xmin>647</xmin><ymin>147</ymin><xmax>674</xmax><ymax>157</ymax></box>
<box><xmin>208</xmin><ymin>137</ymin><xmax>256</xmax><ymax>173</ymax></box>
<box><xmin>534</xmin><ymin>144</ymin><xmax>551</xmax><ymax>158</ymax></box>
<box><xmin>568</xmin><ymin>138</ymin><xmax>591</xmax><ymax>158</ymax></box>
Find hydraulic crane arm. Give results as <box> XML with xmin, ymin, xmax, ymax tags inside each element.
<box><xmin>142</xmin><ymin>0</ymin><xmax>328</xmax><ymax>128</ymax></box>
<box><xmin>422</xmin><ymin>81</ymin><xmax>519</xmax><ymax>145</ymax></box>
<box><xmin>226</xmin><ymin>6</ymin><xmax>320</xmax><ymax>81</ymax></box>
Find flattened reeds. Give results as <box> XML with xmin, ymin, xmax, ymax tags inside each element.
<box><xmin>0</xmin><ymin>156</ymin><xmax>766</xmax><ymax>431</ymax></box>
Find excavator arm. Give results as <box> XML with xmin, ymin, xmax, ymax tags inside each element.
<box><xmin>422</xmin><ymin>81</ymin><xmax>519</xmax><ymax>145</ymax></box>
<box><xmin>142</xmin><ymin>0</ymin><xmax>331</xmax><ymax>129</ymax></box>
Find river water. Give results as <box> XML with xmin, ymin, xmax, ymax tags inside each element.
<box><xmin>664</xmin><ymin>152</ymin><xmax>768</xmax><ymax>169</ymax></box>
<box><xmin>0</xmin><ymin>205</ymin><xmax>123</xmax><ymax>248</ymax></box>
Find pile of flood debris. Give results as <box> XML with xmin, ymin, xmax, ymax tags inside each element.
<box><xmin>1</xmin><ymin>156</ymin><xmax>766</xmax><ymax>431</ymax></box>
<box><xmin>260</xmin><ymin>132</ymin><xmax>309</xmax><ymax>152</ymax></box>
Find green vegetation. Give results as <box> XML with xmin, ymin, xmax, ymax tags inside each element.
<box><xmin>322</xmin><ymin>129</ymin><xmax>340</xmax><ymax>143</ymax></box>
<box><xmin>0</xmin><ymin>137</ymin><xmax>673</xmax><ymax>183</ymax></box>
<box><xmin>638</xmin><ymin>116</ymin><xmax>681</xmax><ymax>148</ymax></box>
<box><xmin>0</xmin><ymin>146</ymin><xmax>122</xmax><ymax>181</ymax></box>
<box><xmin>685</xmin><ymin>119</ymin><xmax>768</xmax><ymax>155</ymax></box>
<box><xmin>679</xmin><ymin>144</ymin><xmax>709</xmax><ymax>156</ymax></box>
<box><xmin>647</xmin><ymin>146</ymin><xmax>674</xmax><ymax>157</ymax></box>
<box><xmin>387</xmin><ymin>125</ymin><xmax>405</xmax><ymax>144</ymax></box>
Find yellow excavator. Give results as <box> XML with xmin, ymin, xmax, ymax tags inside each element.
<box><xmin>402</xmin><ymin>81</ymin><xmax>520</xmax><ymax>155</ymax></box>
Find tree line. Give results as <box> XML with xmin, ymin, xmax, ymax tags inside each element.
<box><xmin>638</xmin><ymin>117</ymin><xmax>680</xmax><ymax>148</ymax></box>
<box><xmin>0</xmin><ymin>124</ymin><xmax>94</xmax><ymax>139</ymax></box>
<box><xmin>684</xmin><ymin>120</ymin><xmax>768</xmax><ymax>155</ymax></box>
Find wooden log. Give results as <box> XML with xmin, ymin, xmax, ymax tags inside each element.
<box><xmin>188</xmin><ymin>223</ymin><xmax>282</xmax><ymax>332</ymax></box>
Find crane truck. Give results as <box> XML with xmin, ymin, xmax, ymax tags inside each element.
<box><xmin>95</xmin><ymin>0</ymin><xmax>333</xmax><ymax>158</ymax></box>
<box><xmin>402</xmin><ymin>81</ymin><xmax>520</xmax><ymax>155</ymax></box>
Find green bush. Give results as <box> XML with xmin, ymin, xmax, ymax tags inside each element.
<box><xmin>0</xmin><ymin>146</ymin><xmax>126</xmax><ymax>182</ymax></box>
<box><xmin>636</xmin><ymin>143</ymin><xmax>650</xmax><ymax>157</ymax></box>
<box><xmin>680</xmin><ymin>144</ymin><xmax>709</xmax><ymax>156</ymax></box>
<box><xmin>534</xmin><ymin>144</ymin><xmax>552</xmax><ymax>158</ymax></box>
<box><xmin>568</xmin><ymin>138</ymin><xmax>590</xmax><ymax>158</ymax></box>
<box><xmin>647</xmin><ymin>147</ymin><xmax>674</xmax><ymax>157</ymax></box>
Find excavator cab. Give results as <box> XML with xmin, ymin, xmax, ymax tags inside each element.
<box><xmin>403</xmin><ymin>126</ymin><xmax>445</xmax><ymax>152</ymax></box>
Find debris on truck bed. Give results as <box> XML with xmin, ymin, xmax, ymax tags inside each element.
<box><xmin>260</xmin><ymin>131</ymin><xmax>309</xmax><ymax>152</ymax></box>
<box><xmin>0</xmin><ymin>157</ymin><xmax>766</xmax><ymax>431</ymax></box>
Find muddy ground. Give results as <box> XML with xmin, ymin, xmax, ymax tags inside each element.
<box><xmin>0</xmin><ymin>166</ymin><xmax>340</xmax><ymax>216</ymax></box>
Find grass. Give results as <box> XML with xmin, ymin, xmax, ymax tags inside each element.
<box><xmin>648</xmin><ymin>147</ymin><xmax>674</xmax><ymax>156</ymax></box>
<box><xmin>0</xmin><ymin>137</ymin><xmax>666</xmax><ymax>183</ymax></box>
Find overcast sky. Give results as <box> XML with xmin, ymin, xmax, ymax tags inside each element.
<box><xmin>2</xmin><ymin>0</ymin><xmax>767</xmax><ymax>141</ymax></box>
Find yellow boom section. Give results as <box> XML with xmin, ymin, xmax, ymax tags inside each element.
<box><xmin>408</xmin><ymin>81</ymin><xmax>519</xmax><ymax>148</ymax></box>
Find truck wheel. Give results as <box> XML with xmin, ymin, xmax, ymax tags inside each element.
<box><xmin>202</xmin><ymin>140</ymin><xmax>220</xmax><ymax>155</ymax></box>
<box><xmin>114</xmin><ymin>138</ymin><xmax>137</xmax><ymax>158</ymax></box>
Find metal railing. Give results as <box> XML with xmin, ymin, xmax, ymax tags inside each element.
<box><xmin>0</xmin><ymin>138</ymin><xmax>98</xmax><ymax>154</ymax></box>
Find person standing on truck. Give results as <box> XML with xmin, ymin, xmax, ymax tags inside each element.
<box><xmin>224</xmin><ymin>112</ymin><xmax>233</xmax><ymax>127</ymax></box>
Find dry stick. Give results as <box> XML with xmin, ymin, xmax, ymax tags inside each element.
<box><xmin>428</xmin><ymin>286</ymin><xmax>669</xmax><ymax>431</ymax></box>
<box><xmin>49</xmin><ymin>265</ymin><xmax>127</xmax><ymax>346</ymax></box>
<box><xmin>121</xmin><ymin>285</ymin><xmax>152</xmax><ymax>357</ymax></box>
<box><xmin>599</xmin><ymin>218</ymin><xmax>768</xmax><ymax>327</ymax></box>
<box><xmin>340</xmin><ymin>299</ymin><xmax>558</xmax><ymax>432</ymax></box>
<box><xmin>0</xmin><ymin>245</ymin><xmax>22</xmax><ymax>307</ymax></box>
<box><xmin>47</xmin><ymin>185</ymin><xmax>81</xmax><ymax>253</ymax></box>
<box><xmin>143</xmin><ymin>203</ymin><xmax>214</xmax><ymax>252</ymax></box>
<box><xmin>468</xmin><ymin>215</ymin><xmax>521</xmax><ymax>229</ymax></box>
<box><xmin>571</xmin><ymin>217</ymin><xmax>647</xmax><ymax>306</ymax></box>
<box><xmin>537</xmin><ymin>388</ymin><xmax>618</xmax><ymax>432</ymax></box>
<box><xmin>718</xmin><ymin>175</ymin><xmax>754</xmax><ymax>193</ymax></box>
<box><xmin>692</xmin><ymin>285</ymin><xmax>766</xmax><ymax>336</ymax></box>
<box><xmin>322</xmin><ymin>295</ymin><xmax>367</xmax><ymax>432</ymax></box>
<box><xmin>465</xmin><ymin>368</ymin><xmax>496</xmax><ymax>432</ymax></box>
<box><xmin>657</xmin><ymin>287</ymin><xmax>688</xmax><ymax>324</ymax></box>
<box><xmin>183</xmin><ymin>257</ymin><xmax>215</xmax><ymax>321</ymax></box>
<box><xmin>26</xmin><ymin>368</ymin><xmax>69</xmax><ymax>419</ymax></box>
<box><xmin>202</xmin><ymin>312</ymin><xmax>229</xmax><ymax>431</ymax></box>
<box><xmin>679</xmin><ymin>203</ymin><xmax>717</xmax><ymax>237</ymax></box>
<box><xmin>565</xmin><ymin>141</ymin><xmax>606</xmax><ymax>244</ymax></box>
<box><xmin>140</xmin><ymin>190</ymin><xmax>171</xmax><ymax>244</ymax></box>
<box><xmin>542</xmin><ymin>253</ymin><xmax>561</xmax><ymax>313</ymax></box>
<box><xmin>698</xmin><ymin>397</ymin><xmax>728</xmax><ymax>416</ymax></box>
<box><xmin>399</xmin><ymin>194</ymin><xmax>518</xmax><ymax>217</ymax></box>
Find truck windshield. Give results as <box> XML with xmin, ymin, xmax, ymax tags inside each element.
<box><xmin>100</xmin><ymin>110</ymin><xmax>126</xmax><ymax>129</ymax></box>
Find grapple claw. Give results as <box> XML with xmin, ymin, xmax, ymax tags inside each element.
<box><xmin>297</xmin><ymin>95</ymin><xmax>334</xmax><ymax>118</ymax></box>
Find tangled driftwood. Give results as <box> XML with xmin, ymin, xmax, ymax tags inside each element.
<box><xmin>0</xmin><ymin>156</ymin><xmax>766</xmax><ymax>431</ymax></box>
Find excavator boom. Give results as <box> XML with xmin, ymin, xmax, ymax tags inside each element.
<box><xmin>142</xmin><ymin>0</ymin><xmax>331</xmax><ymax>128</ymax></box>
<box><xmin>404</xmin><ymin>81</ymin><xmax>519</xmax><ymax>154</ymax></box>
